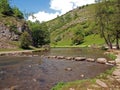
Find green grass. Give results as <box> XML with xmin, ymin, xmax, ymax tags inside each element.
<box><xmin>106</xmin><ymin>53</ymin><xmax>117</xmax><ymax>60</ymax></box>
<box><xmin>51</xmin><ymin>34</ymin><xmax>105</xmax><ymax>47</ymax></box>
<box><xmin>81</xmin><ymin>34</ymin><xmax>105</xmax><ymax>46</ymax></box>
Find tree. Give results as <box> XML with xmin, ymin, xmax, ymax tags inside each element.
<box><xmin>72</xmin><ymin>29</ymin><xmax>84</xmax><ymax>45</ymax></box>
<box><xmin>28</xmin><ymin>21</ymin><xmax>50</xmax><ymax>47</ymax></box>
<box><xmin>95</xmin><ymin>0</ymin><xmax>114</xmax><ymax>49</ymax></box>
<box><xmin>95</xmin><ymin>0</ymin><xmax>120</xmax><ymax>49</ymax></box>
<box><xmin>112</xmin><ymin>0</ymin><xmax>120</xmax><ymax>49</ymax></box>
<box><xmin>0</xmin><ymin>0</ymin><xmax>13</xmax><ymax>15</ymax></box>
<box><xmin>20</xmin><ymin>31</ymin><xmax>31</xmax><ymax>49</ymax></box>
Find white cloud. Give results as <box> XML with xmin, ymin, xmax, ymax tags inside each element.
<box><xmin>28</xmin><ymin>0</ymin><xmax>95</xmax><ymax>22</ymax></box>
<box><xmin>50</xmin><ymin>0</ymin><xmax>95</xmax><ymax>14</ymax></box>
<box><xmin>28</xmin><ymin>11</ymin><xmax>59</xmax><ymax>22</ymax></box>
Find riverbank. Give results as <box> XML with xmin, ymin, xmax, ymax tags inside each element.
<box><xmin>0</xmin><ymin>48</ymin><xmax>46</xmax><ymax>56</ymax></box>
<box><xmin>51</xmin><ymin>50</ymin><xmax>120</xmax><ymax>90</ymax></box>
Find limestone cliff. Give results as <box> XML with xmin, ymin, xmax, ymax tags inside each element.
<box><xmin>0</xmin><ymin>17</ymin><xmax>30</xmax><ymax>49</ymax></box>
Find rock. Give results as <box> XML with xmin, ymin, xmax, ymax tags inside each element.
<box><xmin>33</xmin><ymin>79</ymin><xmax>37</xmax><ymax>82</ymax></box>
<box><xmin>96</xmin><ymin>58</ymin><xmax>107</xmax><ymax>64</ymax></box>
<box><xmin>80</xmin><ymin>74</ymin><xmax>85</xmax><ymax>78</ymax></box>
<box><xmin>96</xmin><ymin>79</ymin><xmax>108</xmax><ymax>88</ymax></box>
<box><xmin>108</xmin><ymin>61</ymin><xmax>116</xmax><ymax>65</ymax></box>
<box><xmin>65</xmin><ymin>68</ymin><xmax>72</xmax><ymax>71</ymax></box>
<box><xmin>57</xmin><ymin>56</ymin><xmax>65</xmax><ymax>59</ymax></box>
<box><xmin>74</xmin><ymin>57</ymin><xmax>86</xmax><ymax>61</ymax></box>
<box><xmin>87</xmin><ymin>88</ymin><xmax>92</xmax><ymax>90</ymax></box>
<box><xmin>48</xmin><ymin>56</ymin><xmax>57</xmax><ymax>58</ymax></box>
<box><xmin>86</xmin><ymin>58</ymin><xmax>95</xmax><ymax>62</ymax></box>
<box><xmin>116</xmin><ymin>79</ymin><xmax>120</xmax><ymax>83</ymax></box>
<box><xmin>113</xmin><ymin>70</ymin><xmax>120</xmax><ymax>76</ymax></box>
<box><xmin>10</xmin><ymin>85</ymin><xmax>19</xmax><ymax>90</ymax></box>
<box><xmin>69</xmin><ymin>88</ymin><xmax>75</xmax><ymax>90</ymax></box>
<box><xmin>65</xmin><ymin>57</ymin><xmax>74</xmax><ymax>60</ymax></box>
<box><xmin>28</xmin><ymin>65</ymin><xmax>32</xmax><ymax>68</ymax></box>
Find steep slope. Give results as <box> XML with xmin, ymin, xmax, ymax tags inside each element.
<box><xmin>46</xmin><ymin>4</ymin><xmax>104</xmax><ymax>46</ymax></box>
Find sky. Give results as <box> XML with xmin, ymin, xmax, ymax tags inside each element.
<box><xmin>11</xmin><ymin>0</ymin><xmax>95</xmax><ymax>22</ymax></box>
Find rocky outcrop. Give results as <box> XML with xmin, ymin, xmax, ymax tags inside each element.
<box><xmin>0</xmin><ymin>16</ymin><xmax>31</xmax><ymax>49</ymax></box>
<box><xmin>0</xmin><ymin>21</ymin><xmax>30</xmax><ymax>41</ymax></box>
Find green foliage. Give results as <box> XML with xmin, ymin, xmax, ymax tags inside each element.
<box><xmin>12</xmin><ymin>6</ymin><xmax>24</xmax><ymax>19</ymax></box>
<box><xmin>0</xmin><ymin>0</ymin><xmax>13</xmax><ymax>16</ymax></box>
<box><xmin>28</xmin><ymin>21</ymin><xmax>50</xmax><ymax>47</ymax></box>
<box><xmin>20</xmin><ymin>31</ymin><xmax>31</xmax><ymax>49</ymax></box>
<box><xmin>72</xmin><ymin>29</ymin><xmax>84</xmax><ymax>45</ymax></box>
<box><xmin>51</xmin><ymin>82</ymin><xmax>65</xmax><ymax>90</ymax></box>
<box><xmin>0</xmin><ymin>0</ymin><xmax>24</xmax><ymax>19</ymax></box>
<box><xmin>54</xmin><ymin>35</ymin><xmax>62</xmax><ymax>42</ymax></box>
<box><xmin>95</xmin><ymin>0</ymin><xmax>120</xmax><ymax>49</ymax></box>
<box><xmin>107</xmin><ymin>53</ymin><xmax>117</xmax><ymax>60</ymax></box>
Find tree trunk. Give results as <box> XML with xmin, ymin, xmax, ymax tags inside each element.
<box><xmin>116</xmin><ymin>34</ymin><xmax>120</xmax><ymax>49</ymax></box>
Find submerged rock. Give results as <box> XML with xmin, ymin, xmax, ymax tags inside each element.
<box><xmin>65</xmin><ymin>68</ymin><xmax>72</xmax><ymax>71</ymax></box>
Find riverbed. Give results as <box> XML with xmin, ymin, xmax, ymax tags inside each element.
<box><xmin>0</xmin><ymin>48</ymin><xmax>112</xmax><ymax>90</ymax></box>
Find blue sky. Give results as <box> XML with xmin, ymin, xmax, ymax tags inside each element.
<box><xmin>11</xmin><ymin>0</ymin><xmax>54</xmax><ymax>13</ymax></box>
<box><xmin>10</xmin><ymin>0</ymin><xmax>95</xmax><ymax>22</ymax></box>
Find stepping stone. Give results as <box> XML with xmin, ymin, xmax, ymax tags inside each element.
<box><xmin>86</xmin><ymin>58</ymin><xmax>95</xmax><ymax>62</ymax></box>
<box><xmin>57</xmin><ymin>56</ymin><xmax>65</xmax><ymax>59</ymax></box>
<box><xmin>96</xmin><ymin>58</ymin><xmax>107</xmax><ymax>64</ymax></box>
<box><xmin>75</xmin><ymin>57</ymin><xmax>86</xmax><ymax>61</ymax></box>
<box><xmin>65</xmin><ymin>57</ymin><xmax>74</xmax><ymax>60</ymax></box>
<box><xmin>107</xmin><ymin>61</ymin><xmax>116</xmax><ymax>65</ymax></box>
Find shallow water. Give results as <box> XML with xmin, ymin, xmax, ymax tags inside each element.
<box><xmin>0</xmin><ymin>48</ymin><xmax>112</xmax><ymax>90</ymax></box>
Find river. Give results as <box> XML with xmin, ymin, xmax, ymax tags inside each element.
<box><xmin>0</xmin><ymin>48</ymin><xmax>112</xmax><ymax>90</ymax></box>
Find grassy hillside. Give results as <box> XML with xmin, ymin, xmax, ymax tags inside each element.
<box><xmin>46</xmin><ymin>4</ymin><xmax>104</xmax><ymax>47</ymax></box>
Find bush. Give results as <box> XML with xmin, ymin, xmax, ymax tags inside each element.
<box><xmin>20</xmin><ymin>32</ymin><xmax>31</xmax><ymax>49</ymax></box>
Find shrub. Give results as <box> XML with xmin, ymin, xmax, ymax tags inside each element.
<box><xmin>20</xmin><ymin>32</ymin><xmax>31</xmax><ymax>49</ymax></box>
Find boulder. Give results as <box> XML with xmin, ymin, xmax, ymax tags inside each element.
<box><xmin>96</xmin><ymin>58</ymin><xmax>107</xmax><ymax>64</ymax></box>
<box><xmin>86</xmin><ymin>58</ymin><xmax>95</xmax><ymax>62</ymax></box>
<box><xmin>74</xmin><ymin>57</ymin><xmax>86</xmax><ymax>61</ymax></box>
